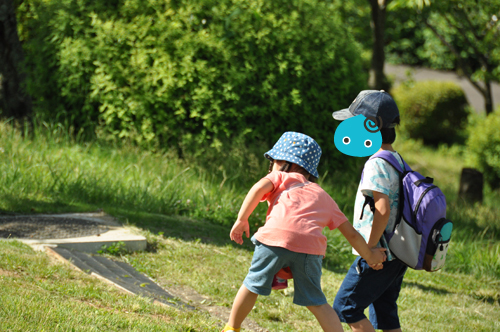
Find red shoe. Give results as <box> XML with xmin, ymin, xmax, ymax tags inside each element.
<box><xmin>272</xmin><ymin>274</ymin><xmax>288</xmax><ymax>290</ymax></box>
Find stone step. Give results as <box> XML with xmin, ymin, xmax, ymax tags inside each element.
<box><xmin>49</xmin><ymin>247</ymin><xmax>194</xmax><ymax>310</ymax></box>
<box><xmin>51</xmin><ymin>246</ymin><xmax>93</xmax><ymax>274</ymax></box>
<box><xmin>94</xmin><ymin>256</ymin><xmax>174</xmax><ymax>298</ymax></box>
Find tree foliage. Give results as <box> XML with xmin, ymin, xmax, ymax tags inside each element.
<box><xmin>16</xmin><ymin>0</ymin><xmax>367</xmax><ymax>164</ymax></box>
<box><xmin>391</xmin><ymin>0</ymin><xmax>500</xmax><ymax>114</ymax></box>
<box><xmin>392</xmin><ymin>81</ymin><xmax>469</xmax><ymax>145</ymax></box>
<box><xmin>467</xmin><ymin>107</ymin><xmax>500</xmax><ymax>189</ymax></box>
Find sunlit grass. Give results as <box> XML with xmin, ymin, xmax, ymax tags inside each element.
<box><xmin>0</xmin><ymin>121</ymin><xmax>499</xmax><ymax>331</ymax></box>
<box><xmin>0</xmin><ymin>240</ymin><xmax>223</xmax><ymax>331</ymax></box>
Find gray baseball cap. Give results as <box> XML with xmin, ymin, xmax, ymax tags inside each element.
<box><xmin>332</xmin><ymin>90</ymin><xmax>400</xmax><ymax>128</ymax></box>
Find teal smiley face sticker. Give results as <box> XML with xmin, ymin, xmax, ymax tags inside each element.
<box><xmin>334</xmin><ymin>115</ymin><xmax>383</xmax><ymax>157</ymax></box>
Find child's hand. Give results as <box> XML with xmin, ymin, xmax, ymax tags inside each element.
<box><xmin>366</xmin><ymin>248</ymin><xmax>386</xmax><ymax>269</ymax></box>
<box><xmin>230</xmin><ymin>219</ymin><xmax>250</xmax><ymax>245</ymax></box>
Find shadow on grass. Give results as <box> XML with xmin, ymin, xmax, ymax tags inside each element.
<box><xmin>0</xmin><ymin>195</ymin><xmax>101</xmax><ymax>216</ymax></box>
<box><xmin>0</xmin><ymin>195</ymin><xmax>250</xmax><ymax>248</ymax></box>
<box><xmin>404</xmin><ymin>280</ymin><xmax>499</xmax><ymax>305</ymax></box>
<box><xmin>109</xmin><ymin>208</ymin><xmax>257</xmax><ymax>251</ymax></box>
<box><xmin>469</xmin><ymin>292</ymin><xmax>500</xmax><ymax>306</ymax></box>
<box><xmin>100</xmin><ymin>209</ymin><xmax>359</xmax><ymax>276</ymax></box>
<box><xmin>0</xmin><ymin>195</ymin><xmax>372</xmax><ymax>277</ymax></box>
<box><xmin>4</xmin><ymin>196</ymin><xmax>497</xmax><ymax>279</ymax></box>
<box><xmin>402</xmin><ymin>281</ymin><xmax>452</xmax><ymax>296</ymax></box>
<box><xmin>0</xmin><ymin>195</ymin><xmax>357</xmax><ymax>276</ymax></box>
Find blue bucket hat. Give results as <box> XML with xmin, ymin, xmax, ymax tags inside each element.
<box><xmin>264</xmin><ymin>132</ymin><xmax>322</xmax><ymax>178</ymax></box>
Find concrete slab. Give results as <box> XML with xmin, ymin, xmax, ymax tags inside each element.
<box><xmin>22</xmin><ymin>227</ymin><xmax>147</xmax><ymax>253</ymax></box>
<box><xmin>1</xmin><ymin>212</ymin><xmax>147</xmax><ymax>253</ymax></box>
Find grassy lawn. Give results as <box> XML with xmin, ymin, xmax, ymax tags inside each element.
<box><xmin>0</xmin><ymin>240</ymin><xmax>223</xmax><ymax>332</ymax></box>
<box><xmin>0</xmin><ymin>122</ymin><xmax>499</xmax><ymax>331</ymax></box>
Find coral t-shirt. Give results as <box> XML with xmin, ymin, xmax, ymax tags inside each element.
<box><xmin>253</xmin><ymin>171</ymin><xmax>347</xmax><ymax>256</ymax></box>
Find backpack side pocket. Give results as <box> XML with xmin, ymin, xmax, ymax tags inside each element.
<box><xmin>388</xmin><ymin>216</ymin><xmax>422</xmax><ymax>269</ymax></box>
<box><xmin>423</xmin><ymin>218</ymin><xmax>453</xmax><ymax>272</ymax></box>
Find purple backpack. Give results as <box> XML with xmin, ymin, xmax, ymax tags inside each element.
<box><xmin>363</xmin><ymin>151</ymin><xmax>453</xmax><ymax>272</ymax></box>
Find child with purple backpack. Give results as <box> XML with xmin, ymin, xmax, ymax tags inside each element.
<box><xmin>332</xmin><ymin>90</ymin><xmax>407</xmax><ymax>332</ymax></box>
<box><xmin>332</xmin><ymin>90</ymin><xmax>452</xmax><ymax>332</ymax></box>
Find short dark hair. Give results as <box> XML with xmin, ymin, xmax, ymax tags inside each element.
<box><xmin>268</xmin><ymin>160</ymin><xmax>317</xmax><ymax>182</ymax></box>
<box><xmin>380</xmin><ymin>116</ymin><xmax>400</xmax><ymax>144</ymax></box>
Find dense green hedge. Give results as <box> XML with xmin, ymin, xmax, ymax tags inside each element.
<box><xmin>391</xmin><ymin>81</ymin><xmax>469</xmax><ymax>145</ymax></box>
<box><xmin>17</xmin><ymin>0</ymin><xmax>367</xmax><ymax>165</ymax></box>
<box><xmin>467</xmin><ymin>109</ymin><xmax>500</xmax><ymax>189</ymax></box>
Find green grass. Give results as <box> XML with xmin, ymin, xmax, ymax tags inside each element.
<box><xmin>0</xmin><ymin>240</ymin><xmax>223</xmax><ymax>331</ymax></box>
<box><xmin>0</xmin><ymin>122</ymin><xmax>499</xmax><ymax>331</ymax></box>
<box><xmin>0</xmin><ymin>121</ymin><xmax>259</xmax><ymax>225</ymax></box>
<box><xmin>122</xmin><ymin>215</ymin><xmax>500</xmax><ymax>331</ymax></box>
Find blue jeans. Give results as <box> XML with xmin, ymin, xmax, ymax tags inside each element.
<box><xmin>333</xmin><ymin>257</ymin><xmax>407</xmax><ymax>330</ymax></box>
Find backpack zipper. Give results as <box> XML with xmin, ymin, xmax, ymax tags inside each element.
<box><xmin>414</xmin><ymin>185</ymin><xmax>437</xmax><ymax>216</ymax></box>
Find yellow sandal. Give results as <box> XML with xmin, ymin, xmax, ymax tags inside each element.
<box><xmin>222</xmin><ymin>324</ymin><xmax>240</xmax><ymax>332</ymax></box>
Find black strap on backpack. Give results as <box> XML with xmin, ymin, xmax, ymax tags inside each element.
<box><xmin>359</xmin><ymin>152</ymin><xmax>406</xmax><ymax>233</ymax></box>
<box><xmin>360</xmin><ymin>195</ymin><xmax>375</xmax><ymax>220</ymax></box>
<box><xmin>414</xmin><ymin>177</ymin><xmax>433</xmax><ymax>186</ymax></box>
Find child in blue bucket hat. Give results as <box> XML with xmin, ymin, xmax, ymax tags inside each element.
<box><xmin>222</xmin><ymin>132</ymin><xmax>386</xmax><ymax>332</ymax></box>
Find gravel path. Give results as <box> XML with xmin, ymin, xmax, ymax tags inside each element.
<box><xmin>0</xmin><ymin>215</ymin><xmax>109</xmax><ymax>239</ymax></box>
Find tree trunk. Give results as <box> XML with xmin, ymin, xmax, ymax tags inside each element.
<box><xmin>459</xmin><ymin>168</ymin><xmax>483</xmax><ymax>203</ymax></box>
<box><xmin>484</xmin><ymin>78</ymin><xmax>493</xmax><ymax>115</ymax></box>
<box><xmin>368</xmin><ymin>0</ymin><xmax>390</xmax><ymax>91</ymax></box>
<box><xmin>0</xmin><ymin>0</ymin><xmax>32</xmax><ymax>119</ymax></box>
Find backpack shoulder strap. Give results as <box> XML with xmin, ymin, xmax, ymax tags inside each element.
<box><xmin>369</xmin><ymin>150</ymin><xmax>411</xmax><ymax>173</ymax></box>
<box><xmin>359</xmin><ymin>151</ymin><xmax>408</xmax><ymax>220</ymax></box>
<box><xmin>363</xmin><ymin>151</ymin><xmax>407</xmax><ymax>233</ymax></box>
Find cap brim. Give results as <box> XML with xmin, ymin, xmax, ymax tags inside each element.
<box><xmin>332</xmin><ymin>108</ymin><xmax>353</xmax><ymax>121</ymax></box>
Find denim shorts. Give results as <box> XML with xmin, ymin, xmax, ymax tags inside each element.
<box><xmin>333</xmin><ymin>257</ymin><xmax>407</xmax><ymax>330</ymax></box>
<box><xmin>243</xmin><ymin>237</ymin><xmax>327</xmax><ymax>306</ymax></box>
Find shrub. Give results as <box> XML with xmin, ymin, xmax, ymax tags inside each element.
<box><xmin>391</xmin><ymin>80</ymin><xmax>469</xmax><ymax>145</ymax></box>
<box><xmin>466</xmin><ymin>109</ymin><xmax>500</xmax><ymax>189</ymax></box>
<box><xmin>16</xmin><ymin>0</ymin><xmax>368</xmax><ymax>167</ymax></box>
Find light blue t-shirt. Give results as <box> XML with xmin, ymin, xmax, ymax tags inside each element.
<box><xmin>352</xmin><ymin>151</ymin><xmax>404</xmax><ymax>261</ymax></box>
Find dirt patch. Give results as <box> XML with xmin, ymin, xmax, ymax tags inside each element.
<box><xmin>164</xmin><ymin>283</ymin><xmax>269</xmax><ymax>332</ymax></box>
<box><xmin>0</xmin><ymin>269</ymin><xmax>19</xmax><ymax>277</ymax></box>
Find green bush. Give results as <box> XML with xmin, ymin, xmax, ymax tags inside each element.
<box><xmin>466</xmin><ymin>109</ymin><xmax>500</xmax><ymax>189</ymax></box>
<box><xmin>391</xmin><ymin>81</ymin><xmax>469</xmax><ymax>145</ymax></box>
<box><xmin>17</xmin><ymin>0</ymin><xmax>367</xmax><ymax>166</ymax></box>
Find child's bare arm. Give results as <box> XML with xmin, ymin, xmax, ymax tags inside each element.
<box><xmin>337</xmin><ymin>221</ymin><xmax>386</xmax><ymax>266</ymax></box>
<box><xmin>230</xmin><ymin>178</ymin><xmax>274</xmax><ymax>245</ymax></box>
<box><xmin>367</xmin><ymin>191</ymin><xmax>391</xmax><ymax>248</ymax></box>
